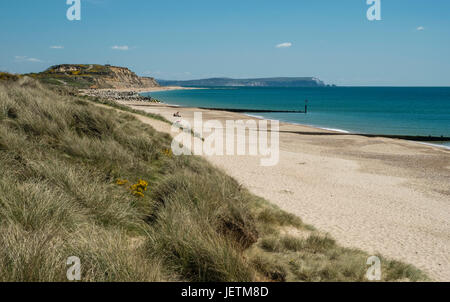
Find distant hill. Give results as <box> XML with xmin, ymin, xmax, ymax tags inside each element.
<box><xmin>27</xmin><ymin>64</ymin><xmax>159</xmax><ymax>89</ymax></box>
<box><xmin>157</xmin><ymin>77</ymin><xmax>328</xmax><ymax>87</ymax></box>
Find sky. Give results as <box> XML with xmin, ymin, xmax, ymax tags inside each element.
<box><xmin>0</xmin><ymin>0</ymin><xmax>450</xmax><ymax>86</ymax></box>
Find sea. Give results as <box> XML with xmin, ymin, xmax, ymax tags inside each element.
<box><xmin>144</xmin><ymin>87</ymin><xmax>450</xmax><ymax>148</ymax></box>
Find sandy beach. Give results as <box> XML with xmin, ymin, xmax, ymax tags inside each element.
<box><xmin>116</xmin><ymin>98</ymin><xmax>450</xmax><ymax>281</ymax></box>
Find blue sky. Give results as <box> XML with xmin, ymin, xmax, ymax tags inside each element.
<box><xmin>0</xmin><ymin>0</ymin><xmax>449</xmax><ymax>86</ymax></box>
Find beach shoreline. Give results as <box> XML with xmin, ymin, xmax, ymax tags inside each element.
<box><xmin>124</xmin><ymin>98</ymin><xmax>450</xmax><ymax>150</ymax></box>
<box><xmin>114</xmin><ymin>100</ymin><xmax>450</xmax><ymax>281</ymax></box>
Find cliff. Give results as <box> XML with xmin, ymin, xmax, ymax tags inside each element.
<box><xmin>28</xmin><ymin>64</ymin><xmax>159</xmax><ymax>89</ymax></box>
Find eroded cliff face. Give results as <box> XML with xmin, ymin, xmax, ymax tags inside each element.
<box><xmin>103</xmin><ymin>66</ymin><xmax>159</xmax><ymax>89</ymax></box>
<box><xmin>31</xmin><ymin>64</ymin><xmax>159</xmax><ymax>89</ymax></box>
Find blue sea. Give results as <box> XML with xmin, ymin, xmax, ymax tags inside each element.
<box><xmin>145</xmin><ymin>87</ymin><xmax>450</xmax><ymax>148</ymax></box>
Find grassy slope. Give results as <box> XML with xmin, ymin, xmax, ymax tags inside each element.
<box><xmin>0</xmin><ymin>78</ymin><xmax>428</xmax><ymax>282</ymax></box>
<box><xmin>26</xmin><ymin>65</ymin><xmax>98</xmax><ymax>89</ymax></box>
<box><xmin>26</xmin><ymin>65</ymin><xmax>121</xmax><ymax>89</ymax></box>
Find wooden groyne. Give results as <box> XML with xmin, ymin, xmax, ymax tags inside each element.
<box><xmin>130</xmin><ymin>104</ymin><xmax>307</xmax><ymax>113</ymax></box>
<box><xmin>199</xmin><ymin>107</ymin><xmax>307</xmax><ymax>113</ymax></box>
<box><xmin>280</xmin><ymin>130</ymin><xmax>450</xmax><ymax>142</ymax></box>
<box><xmin>129</xmin><ymin>104</ymin><xmax>449</xmax><ymax>143</ymax></box>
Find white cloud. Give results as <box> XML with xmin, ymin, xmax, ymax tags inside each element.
<box><xmin>27</xmin><ymin>58</ymin><xmax>43</xmax><ymax>62</ymax></box>
<box><xmin>276</xmin><ymin>42</ymin><xmax>292</xmax><ymax>48</ymax></box>
<box><xmin>50</xmin><ymin>45</ymin><xmax>64</xmax><ymax>49</ymax></box>
<box><xmin>14</xmin><ymin>56</ymin><xmax>43</xmax><ymax>63</ymax></box>
<box><xmin>416</xmin><ymin>26</ymin><xmax>425</xmax><ymax>31</ymax></box>
<box><xmin>112</xmin><ymin>45</ymin><xmax>129</xmax><ymax>51</ymax></box>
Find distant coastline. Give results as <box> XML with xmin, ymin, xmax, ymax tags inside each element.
<box><xmin>157</xmin><ymin>77</ymin><xmax>332</xmax><ymax>88</ymax></box>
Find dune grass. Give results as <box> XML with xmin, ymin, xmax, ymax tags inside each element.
<box><xmin>0</xmin><ymin>77</ymin><xmax>428</xmax><ymax>282</ymax></box>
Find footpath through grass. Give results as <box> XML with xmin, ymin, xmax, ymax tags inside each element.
<box><xmin>0</xmin><ymin>77</ymin><xmax>428</xmax><ymax>281</ymax></box>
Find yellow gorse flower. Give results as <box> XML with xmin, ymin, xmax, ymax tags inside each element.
<box><xmin>116</xmin><ymin>178</ymin><xmax>149</xmax><ymax>198</ymax></box>
<box><xmin>130</xmin><ymin>179</ymin><xmax>149</xmax><ymax>197</ymax></box>
<box><xmin>116</xmin><ymin>179</ymin><xmax>129</xmax><ymax>186</ymax></box>
<box><xmin>162</xmin><ymin>148</ymin><xmax>173</xmax><ymax>157</ymax></box>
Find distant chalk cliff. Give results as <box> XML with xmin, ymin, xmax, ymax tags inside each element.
<box><xmin>157</xmin><ymin>77</ymin><xmax>330</xmax><ymax>87</ymax></box>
